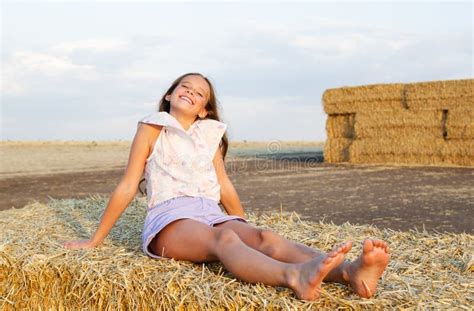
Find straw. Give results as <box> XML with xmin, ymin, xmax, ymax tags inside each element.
<box><xmin>322</xmin><ymin>78</ymin><xmax>474</xmax><ymax>166</ymax></box>
<box><xmin>404</xmin><ymin>78</ymin><xmax>473</xmax><ymax>111</ymax></box>
<box><xmin>323</xmin><ymin>84</ymin><xmax>404</xmax><ymax>114</ymax></box>
<box><xmin>446</xmin><ymin>109</ymin><xmax>474</xmax><ymax>139</ymax></box>
<box><xmin>326</xmin><ymin>114</ymin><xmax>355</xmax><ymax>138</ymax></box>
<box><xmin>354</xmin><ymin>110</ymin><xmax>443</xmax><ymax>139</ymax></box>
<box><xmin>1</xmin><ymin>195</ymin><xmax>472</xmax><ymax>309</ymax></box>
<box><xmin>324</xmin><ymin>138</ymin><xmax>353</xmax><ymax>163</ymax></box>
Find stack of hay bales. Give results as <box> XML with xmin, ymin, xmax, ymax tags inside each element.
<box><xmin>323</xmin><ymin>79</ymin><xmax>474</xmax><ymax>166</ymax></box>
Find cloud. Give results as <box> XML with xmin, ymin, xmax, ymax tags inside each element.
<box><xmin>3</xmin><ymin>18</ymin><xmax>470</xmax><ymax>99</ymax></box>
<box><xmin>211</xmin><ymin>21</ymin><xmax>471</xmax><ymax>98</ymax></box>
<box><xmin>220</xmin><ymin>95</ymin><xmax>326</xmax><ymax>141</ymax></box>
<box><xmin>50</xmin><ymin>38</ymin><xmax>130</xmax><ymax>54</ymax></box>
<box><xmin>1</xmin><ymin>98</ymin><xmax>153</xmax><ymax>140</ymax></box>
<box><xmin>8</xmin><ymin>50</ymin><xmax>98</xmax><ymax>77</ymax></box>
<box><xmin>1</xmin><ymin>50</ymin><xmax>101</xmax><ymax>96</ymax></box>
<box><xmin>2</xmin><ymin>6</ymin><xmax>471</xmax><ymax>141</ymax></box>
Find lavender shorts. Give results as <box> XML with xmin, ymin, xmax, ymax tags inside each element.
<box><xmin>142</xmin><ymin>195</ymin><xmax>248</xmax><ymax>259</ymax></box>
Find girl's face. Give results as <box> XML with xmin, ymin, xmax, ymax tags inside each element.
<box><xmin>165</xmin><ymin>75</ymin><xmax>210</xmax><ymax>118</ymax></box>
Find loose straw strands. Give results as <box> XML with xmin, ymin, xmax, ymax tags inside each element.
<box><xmin>1</xmin><ymin>195</ymin><xmax>473</xmax><ymax>309</ymax></box>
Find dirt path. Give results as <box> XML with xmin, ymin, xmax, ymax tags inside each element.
<box><xmin>1</xmin><ymin>156</ymin><xmax>472</xmax><ymax>234</ymax></box>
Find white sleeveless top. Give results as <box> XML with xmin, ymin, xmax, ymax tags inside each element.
<box><xmin>138</xmin><ymin>111</ymin><xmax>228</xmax><ymax>210</ymax></box>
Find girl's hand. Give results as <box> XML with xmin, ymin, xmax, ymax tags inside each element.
<box><xmin>62</xmin><ymin>239</ymin><xmax>99</xmax><ymax>249</ymax></box>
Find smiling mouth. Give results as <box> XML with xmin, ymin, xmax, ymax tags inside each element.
<box><xmin>179</xmin><ymin>96</ymin><xmax>194</xmax><ymax>105</ymax></box>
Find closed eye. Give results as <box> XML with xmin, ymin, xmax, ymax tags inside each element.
<box><xmin>181</xmin><ymin>82</ymin><xmax>206</xmax><ymax>98</ymax></box>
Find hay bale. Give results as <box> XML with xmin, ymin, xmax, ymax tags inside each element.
<box><xmin>323</xmin><ymin>83</ymin><xmax>404</xmax><ymax>104</ymax></box>
<box><xmin>324</xmin><ymin>138</ymin><xmax>352</xmax><ymax>163</ymax></box>
<box><xmin>407</xmin><ymin>97</ymin><xmax>474</xmax><ymax>110</ymax></box>
<box><xmin>446</xmin><ymin>109</ymin><xmax>474</xmax><ymax>139</ymax></box>
<box><xmin>354</xmin><ymin>110</ymin><xmax>443</xmax><ymax>139</ymax></box>
<box><xmin>350</xmin><ymin>138</ymin><xmax>445</xmax><ymax>157</ymax></box>
<box><xmin>326</xmin><ymin>114</ymin><xmax>355</xmax><ymax>138</ymax></box>
<box><xmin>349</xmin><ymin>139</ymin><xmax>474</xmax><ymax>166</ymax></box>
<box><xmin>406</xmin><ymin>79</ymin><xmax>473</xmax><ymax>110</ymax></box>
<box><xmin>442</xmin><ymin>139</ymin><xmax>474</xmax><ymax>166</ymax></box>
<box><xmin>1</xmin><ymin>196</ymin><xmax>472</xmax><ymax>309</ymax></box>
<box><xmin>354</xmin><ymin>126</ymin><xmax>441</xmax><ymax>140</ymax></box>
<box><xmin>348</xmin><ymin>153</ymin><xmax>445</xmax><ymax>165</ymax></box>
<box><xmin>324</xmin><ymin>100</ymin><xmax>404</xmax><ymax>114</ymax></box>
<box><xmin>323</xmin><ymin>79</ymin><xmax>473</xmax><ymax>113</ymax></box>
<box><xmin>406</xmin><ymin>79</ymin><xmax>473</xmax><ymax>99</ymax></box>
<box><xmin>323</xmin><ymin>79</ymin><xmax>474</xmax><ymax>166</ymax></box>
<box><xmin>356</xmin><ymin>110</ymin><xmax>442</xmax><ymax>127</ymax></box>
<box><xmin>323</xmin><ymin>83</ymin><xmax>405</xmax><ymax>114</ymax></box>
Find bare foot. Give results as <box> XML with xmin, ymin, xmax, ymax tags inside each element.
<box><xmin>289</xmin><ymin>241</ymin><xmax>352</xmax><ymax>301</ymax></box>
<box><xmin>344</xmin><ymin>239</ymin><xmax>390</xmax><ymax>298</ymax></box>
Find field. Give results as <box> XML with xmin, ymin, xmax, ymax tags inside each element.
<box><xmin>0</xmin><ymin>140</ymin><xmax>472</xmax><ymax>233</ymax></box>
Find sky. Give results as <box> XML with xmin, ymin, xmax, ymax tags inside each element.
<box><xmin>1</xmin><ymin>0</ymin><xmax>472</xmax><ymax>142</ymax></box>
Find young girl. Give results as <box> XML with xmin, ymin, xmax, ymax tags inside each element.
<box><xmin>62</xmin><ymin>72</ymin><xmax>390</xmax><ymax>301</ymax></box>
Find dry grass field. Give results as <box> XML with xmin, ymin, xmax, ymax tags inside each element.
<box><xmin>0</xmin><ymin>140</ymin><xmax>323</xmax><ymax>178</ymax></box>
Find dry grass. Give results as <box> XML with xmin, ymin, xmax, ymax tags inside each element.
<box><xmin>0</xmin><ymin>140</ymin><xmax>133</xmax><ymax>147</ymax></box>
<box><xmin>0</xmin><ymin>141</ymin><xmax>133</xmax><ymax>178</ymax></box>
<box><xmin>0</xmin><ymin>140</ymin><xmax>325</xmax><ymax>179</ymax></box>
<box><xmin>1</xmin><ymin>196</ymin><xmax>473</xmax><ymax>309</ymax></box>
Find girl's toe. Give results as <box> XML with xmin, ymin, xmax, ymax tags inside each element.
<box><xmin>363</xmin><ymin>239</ymin><xmax>374</xmax><ymax>253</ymax></box>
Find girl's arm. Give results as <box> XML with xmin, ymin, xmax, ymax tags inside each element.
<box><xmin>63</xmin><ymin>123</ymin><xmax>161</xmax><ymax>249</ymax></box>
<box><xmin>213</xmin><ymin>147</ymin><xmax>246</xmax><ymax>218</ymax></box>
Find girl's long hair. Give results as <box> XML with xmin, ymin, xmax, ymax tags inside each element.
<box><xmin>156</xmin><ymin>72</ymin><xmax>229</xmax><ymax>159</ymax></box>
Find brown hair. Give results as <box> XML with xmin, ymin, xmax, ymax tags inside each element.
<box><xmin>156</xmin><ymin>72</ymin><xmax>229</xmax><ymax>160</ymax></box>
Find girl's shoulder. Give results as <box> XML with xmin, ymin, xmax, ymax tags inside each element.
<box><xmin>198</xmin><ymin>118</ymin><xmax>227</xmax><ymax>132</ymax></box>
<box><xmin>138</xmin><ymin>112</ymin><xmax>172</xmax><ymax>128</ymax></box>
<box><xmin>138</xmin><ymin>112</ymin><xmax>228</xmax><ymax>133</ymax></box>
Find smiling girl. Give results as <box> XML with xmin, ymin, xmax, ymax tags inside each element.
<box><xmin>62</xmin><ymin>72</ymin><xmax>390</xmax><ymax>300</ymax></box>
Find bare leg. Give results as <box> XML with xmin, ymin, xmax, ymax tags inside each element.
<box><xmin>151</xmin><ymin>219</ymin><xmax>352</xmax><ymax>300</ymax></box>
<box><xmin>260</xmin><ymin>236</ymin><xmax>390</xmax><ymax>297</ymax></box>
<box><xmin>212</xmin><ymin>230</ymin><xmax>352</xmax><ymax>300</ymax></box>
<box><xmin>215</xmin><ymin>220</ymin><xmax>390</xmax><ymax>297</ymax></box>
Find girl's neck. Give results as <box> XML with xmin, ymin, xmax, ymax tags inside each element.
<box><xmin>169</xmin><ymin>109</ymin><xmax>196</xmax><ymax>131</ymax></box>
